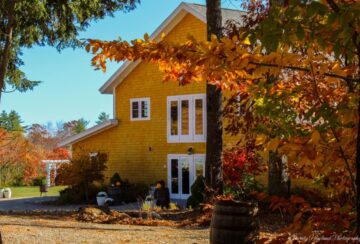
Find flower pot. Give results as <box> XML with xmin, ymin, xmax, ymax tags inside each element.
<box><xmin>96</xmin><ymin>192</ymin><xmax>108</xmax><ymax>206</ymax></box>
<box><xmin>210</xmin><ymin>199</ymin><xmax>259</xmax><ymax>244</ymax></box>
<box><xmin>3</xmin><ymin>188</ymin><xmax>11</xmax><ymax>199</ymax></box>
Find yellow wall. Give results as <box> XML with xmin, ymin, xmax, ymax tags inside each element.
<box><xmin>73</xmin><ymin>13</ymin><xmax>240</xmax><ymax>184</ymax></box>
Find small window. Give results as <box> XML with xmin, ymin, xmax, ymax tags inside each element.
<box><xmin>130</xmin><ymin>98</ymin><xmax>150</xmax><ymax>120</ymax></box>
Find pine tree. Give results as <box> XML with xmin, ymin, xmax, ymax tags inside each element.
<box><xmin>0</xmin><ymin>110</ymin><xmax>23</xmax><ymax>132</ymax></box>
<box><xmin>74</xmin><ymin>118</ymin><xmax>90</xmax><ymax>134</ymax></box>
<box><xmin>0</xmin><ymin>0</ymin><xmax>139</xmax><ymax>103</ymax></box>
<box><xmin>96</xmin><ymin>112</ymin><xmax>110</xmax><ymax>125</ymax></box>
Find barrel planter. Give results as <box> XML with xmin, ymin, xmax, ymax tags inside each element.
<box><xmin>210</xmin><ymin>199</ymin><xmax>259</xmax><ymax>244</ymax></box>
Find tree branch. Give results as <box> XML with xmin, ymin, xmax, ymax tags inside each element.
<box><xmin>309</xmin><ymin>62</ymin><xmax>356</xmax><ymax>194</ymax></box>
<box><xmin>326</xmin><ymin>0</ymin><xmax>340</xmax><ymax>13</ymax></box>
<box><xmin>249</xmin><ymin>61</ymin><xmax>359</xmax><ymax>83</ymax></box>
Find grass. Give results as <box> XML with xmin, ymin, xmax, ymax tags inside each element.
<box><xmin>255</xmin><ymin>173</ymin><xmax>330</xmax><ymax>195</ymax></box>
<box><xmin>255</xmin><ymin>173</ymin><xmax>317</xmax><ymax>189</ymax></box>
<box><xmin>1</xmin><ymin>186</ymin><xmax>66</xmax><ymax>198</ymax></box>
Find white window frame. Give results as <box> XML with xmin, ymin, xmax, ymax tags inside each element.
<box><xmin>130</xmin><ymin>97</ymin><xmax>151</xmax><ymax>121</ymax></box>
<box><xmin>167</xmin><ymin>94</ymin><xmax>206</xmax><ymax>143</ymax></box>
<box><xmin>167</xmin><ymin>154</ymin><xmax>205</xmax><ymax>199</ymax></box>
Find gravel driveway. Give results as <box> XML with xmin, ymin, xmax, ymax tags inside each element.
<box><xmin>0</xmin><ymin>215</ymin><xmax>209</xmax><ymax>244</ymax></box>
<box><xmin>0</xmin><ymin>196</ymin><xmax>139</xmax><ymax>212</ymax></box>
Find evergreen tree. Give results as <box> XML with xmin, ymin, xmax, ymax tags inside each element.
<box><xmin>96</xmin><ymin>112</ymin><xmax>110</xmax><ymax>125</ymax></box>
<box><xmin>0</xmin><ymin>0</ymin><xmax>139</xmax><ymax>103</ymax></box>
<box><xmin>0</xmin><ymin>111</ymin><xmax>7</xmax><ymax>129</ymax></box>
<box><xmin>0</xmin><ymin>110</ymin><xmax>23</xmax><ymax>132</ymax></box>
<box><xmin>73</xmin><ymin>118</ymin><xmax>90</xmax><ymax>134</ymax></box>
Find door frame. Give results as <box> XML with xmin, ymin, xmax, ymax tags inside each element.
<box><xmin>167</xmin><ymin>154</ymin><xmax>205</xmax><ymax>199</ymax></box>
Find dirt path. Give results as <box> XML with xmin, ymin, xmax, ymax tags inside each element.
<box><xmin>0</xmin><ymin>215</ymin><xmax>209</xmax><ymax>244</ymax></box>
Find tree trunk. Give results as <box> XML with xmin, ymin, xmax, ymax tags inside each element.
<box><xmin>268</xmin><ymin>151</ymin><xmax>291</xmax><ymax>198</ymax></box>
<box><xmin>356</xmin><ymin>94</ymin><xmax>360</xmax><ymax>237</ymax></box>
<box><xmin>205</xmin><ymin>0</ymin><xmax>223</xmax><ymax>197</ymax></box>
<box><xmin>0</xmin><ymin>0</ymin><xmax>16</xmax><ymax>104</ymax></box>
<box><xmin>356</xmin><ymin>45</ymin><xmax>360</xmax><ymax>238</ymax></box>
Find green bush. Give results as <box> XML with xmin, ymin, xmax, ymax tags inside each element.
<box><xmin>32</xmin><ymin>176</ymin><xmax>47</xmax><ymax>186</ymax></box>
<box><xmin>57</xmin><ymin>187</ymin><xmax>82</xmax><ymax>205</ymax></box>
<box><xmin>120</xmin><ymin>180</ymin><xmax>149</xmax><ymax>203</ymax></box>
<box><xmin>56</xmin><ymin>152</ymin><xmax>108</xmax><ymax>202</ymax></box>
<box><xmin>186</xmin><ymin>176</ymin><xmax>205</xmax><ymax>208</ymax></box>
<box><xmin>224</xmin><ymin>173</ymin><xmax>265</xmax><ymax>201</ymax></box>
<box><xmin>13</xmin><ymin>175</ymin><xmax>26</xmax><ymax>186</ymax></box>
<box><xmin>57</xmin><ymin>184</ymin><xmax>106</xmax><ymax>205</ymax></box>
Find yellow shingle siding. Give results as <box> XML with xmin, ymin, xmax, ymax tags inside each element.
<box><xmin>73</xmin><ymin>14</ymin><xmax>240</xmax><ymax>184</ymax></box>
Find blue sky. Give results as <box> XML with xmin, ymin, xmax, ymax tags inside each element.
<box><xmin>1</xmin><ymin>0</ymin><xmax>239</xmax><ymax>128</ymax></box>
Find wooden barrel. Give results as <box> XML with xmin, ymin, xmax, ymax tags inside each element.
<box><xmin>210</xmin><ymin>200</ymin><xmax>259</xmax><ymax>244</ymax></box>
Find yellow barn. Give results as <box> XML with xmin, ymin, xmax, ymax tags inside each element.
<box><xmin>59</xmin><ymin>3</ymin><xmax>245</xmax><ymax>200</ymax></box>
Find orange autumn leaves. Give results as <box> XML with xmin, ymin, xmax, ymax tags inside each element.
<box><xmin>86</xmin><ymin>34</ymin><xmax>357</xmax><ymax>92</ymax></box>
<box><xmin>86</xmin><ymin>1</ymin><xmax>359</xmax><ymax>206</ymax></box>
<box><xmin>86</xmin><ymin>32</ymin><xmax>358</xmax><ymax>195</ymax></box>
<box><xmin>0</xmin><ymin>128</ymin><xmax>70</xmax><ymax>184</ymax></box>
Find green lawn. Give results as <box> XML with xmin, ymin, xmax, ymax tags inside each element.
<box><xmin>1</xmin><ymin>186</ymin><xmax>66</xmax><ymax>198</ymax></box>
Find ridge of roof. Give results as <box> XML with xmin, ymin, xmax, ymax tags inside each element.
<box><xmin>99</xmin><ymin>2</ymin><xmax>246</xmax><ymax>94</ymax></box>
<box><xmin>185</xmin><ymin>2</ymin><xmax>247</xmax><ymax>13</ymax></box>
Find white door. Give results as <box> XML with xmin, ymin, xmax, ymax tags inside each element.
<box><xmin>167</xmin><ymin>154</ymin><xmax>205</xmax><ymax>199</ymax></box>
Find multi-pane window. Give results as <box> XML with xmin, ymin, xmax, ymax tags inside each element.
<box><xmin>130</xmin><ymin>98</ymin><xmax>150</xmax><ymax>120</ymax></box>
<box><xmin>167</xmin><ymin>94</ymin><xmax>206</xmax><ymax>143</ymax></box>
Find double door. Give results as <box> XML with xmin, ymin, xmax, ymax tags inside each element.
<box><xmin>167</xmin><ymin>154</ymin><xmax>205</xmax><ymax>199</ymax></box>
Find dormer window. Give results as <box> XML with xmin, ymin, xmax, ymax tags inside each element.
<box><xmin>130</xmin><ymin>98</ymin><xmax>150</xmax><ymax>120</ymax></box>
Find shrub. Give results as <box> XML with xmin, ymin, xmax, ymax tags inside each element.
<box><xmin>56</xmin><ymin>152</ymin><xmax>108</xmax><ymax>203</ymax></box>
<box><xmin>224</xmin><ymin>173</ymin><xmax>265</xmax><ymax>201</ymax></box>
<box><xmin>32</xmin><ymin>176</ymin><xmax>47</xmax><ymax>186</ymax></box>
<box><xmin>110</xmin><ymin>173</ymin><xmax>122</xmax><ymax>186</ymax></box>
<box><xmin>57</xmin><ymin>183</ymin><xmax>106</xmax><ymax>205</ymax></box>
<box><xmin>57</xmin><ymin>187</ymin><xmax>82</xmax><ymax>205</ymax></box>
<box><xmin>13</xmin><ymin>175</ymin><xmax>26</xmax><ymax>186</ymax></box>
<box><xmin>223</xmin><ymin>146</ymin><xmax>264</xmax><ymax>200</ymax></box>
<box><xmin>120</xmin><ymin>180</ymin><xmax>149</xmax><ymax>203</ymax></box>
<box><xmin>186</xmin><ymin>176</ymin><xmax>205</xmax><ymax>208</ymax></box>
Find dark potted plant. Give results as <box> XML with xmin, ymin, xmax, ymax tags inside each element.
<box><xmin>108</xmin><ymin>173</ymin><xmax>122</xmax><ymax>203</ymax></box>
<box><xmin>39</xmin><ymin>178</ymin><xmax>48</xmax><ymax>196</ymax></box>
<box><xmin>210</xmin><ymin>147</ymin><xmax>262</xmax><ymax>244</ymax></box>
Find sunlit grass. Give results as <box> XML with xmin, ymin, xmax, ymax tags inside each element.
<box><xmin>0</xmin><ymin>186</ymin><xmax>66</xmax><ymax>198</ymax></box>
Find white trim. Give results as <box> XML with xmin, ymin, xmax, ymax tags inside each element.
<box><xmin>167</xmin><ymin>154</ymin><xmax>205</xmax><ymax>199</ymax></box>
<box><xmin>113</xmin><ymin>87</ymin><xmax>116</xmax><ymax>119</ymax></box>
<box><xmin>130</xmin><ymin>97</ymin><xmax>151</xmax><ymax>121</ymax></box>
<box><xmin>99</xmin><ymin>3</ymin><xmax>207</xmax><ymax>94</ymax></box>
<box><xmin>167</xmin><ymin>94</ymin><xmax>206</xmax><ymax>143</ymax></box>
<box><xmin>42</xmin><ymin>160</ymin><xmax>70</xmax><ymax>164</ymax></box>
<box><xmin>42</xmin><ymin>160</ymin><xmax>70</xmax><ymax>187</ymax></box>
<box><xmin>89</xmin><ymin>152</ymin><xmax>98</xmax><ymax>158</ymax></box>
<box><xmin>58</xmin><ymin>119</ymin><xmax>118</xmax><ymax>147</ymax></box>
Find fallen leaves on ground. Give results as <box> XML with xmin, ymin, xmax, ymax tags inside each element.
<box><xmin>75</xmin><ymin>206</ymin><xmax>211</xmax><ymax>228</ymax></box>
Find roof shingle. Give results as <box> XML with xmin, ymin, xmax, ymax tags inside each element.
<box><xmin>184</xmin><ymin>3</ymin><xmax>246</xmax><ymax>25</ymax></box>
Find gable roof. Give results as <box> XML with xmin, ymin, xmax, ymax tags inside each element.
<box><xmin>58</xmin><ymin>119</ymin><xmax>118</xmax><ymax>147</ymax></box>
<box><xmin>187</xmin><ymin>3</ymin><xmax>246</xmax><ymax>24</ymax></box>
<box><xmin>99</xmin><ymin>2</ymin><xmax>246</xmax><ymax>94</ymax></box>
